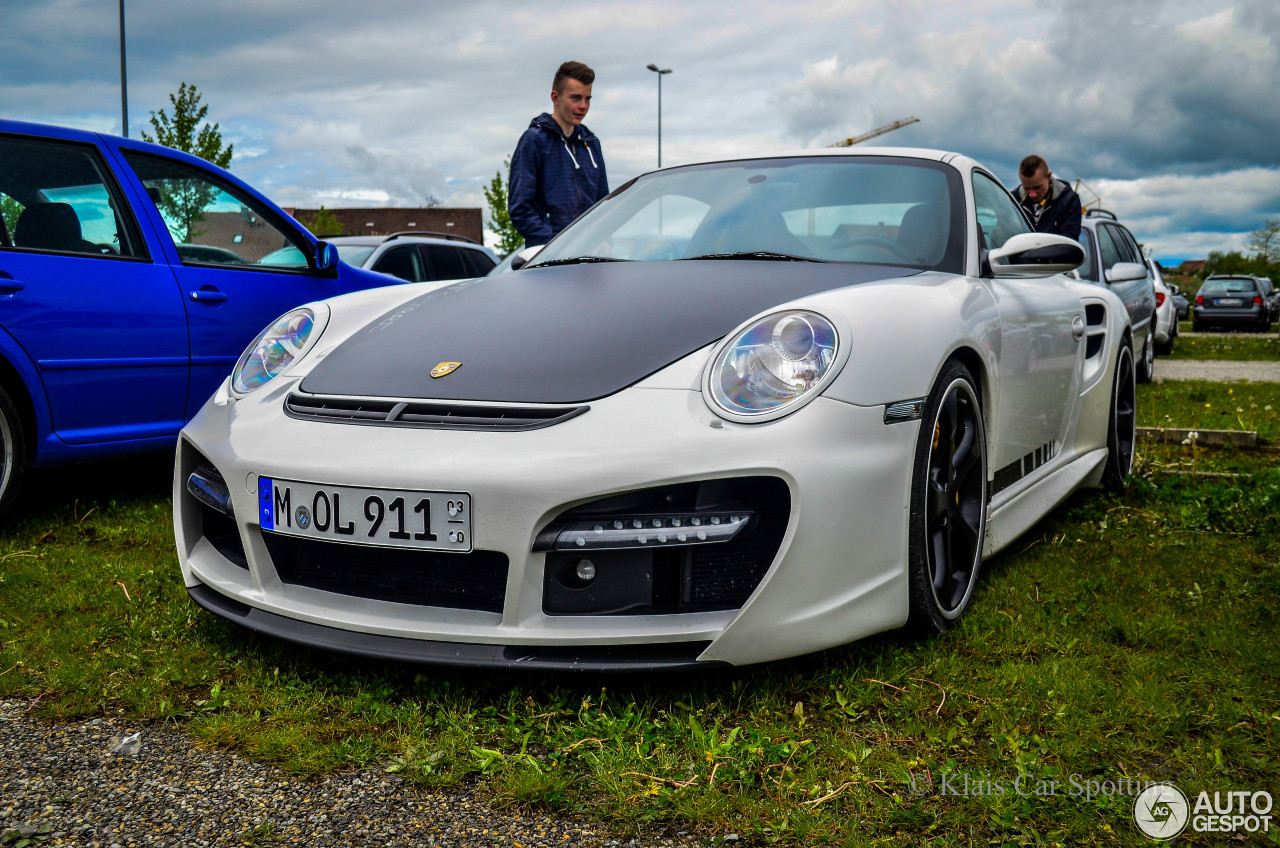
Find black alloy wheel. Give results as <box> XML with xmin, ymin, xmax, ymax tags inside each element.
<box><xmin>1101</xmin><ymin>343</ymin><xmax>1136</xmax><ymax>491</ymax></box>
<box><xmin>907</xmin><ymin>360</ymin><xmax>988</xmax><ymax>633</ymax></box>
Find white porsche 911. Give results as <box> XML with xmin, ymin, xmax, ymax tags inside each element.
<box><xmin>174</xmin><ymin>149</ymin><xmax>1136</xmax><ymax>670</ymax></box>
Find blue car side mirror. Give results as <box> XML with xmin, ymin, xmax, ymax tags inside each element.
<box><xmin>315</xmin><ymin>241</ymin><xmax>339</xmax><ymax>274</ymax></box>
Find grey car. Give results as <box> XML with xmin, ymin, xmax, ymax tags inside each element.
<box><xmin>1074</xmin><ymin>209</ymin><xmax>1158</xmax><ymax>382</ymax></box>
<box><xmin>1193</xmin><ymin>275</ymin><xmax>1272</xmax><ymax>332</ymax></box>
<box><xmin>328</xmin><ymin>232</ymin><xmax>498</xmax><ymax>283</ymax></box>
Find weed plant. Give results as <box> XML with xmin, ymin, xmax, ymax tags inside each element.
<box><xmin>1164</xmin><ymin>333</ymin><xmax>1280</xmax><ymax>362</ymax></box>
<box><xmin>1138</xmin><ymin>380</ymin><xmax>1280</xmax><ymax>442</ymax></box>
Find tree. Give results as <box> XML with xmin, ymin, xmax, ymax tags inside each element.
<box><xmin>1246</xmin><ymin>219</ymin><xmax>1280</xmax><ymax>264</ymax></box>
<box><xmin>140</xmin><ymin>82</ymin><xmax>234</xmax><ymax>242</ymax></box>
<box><xmin>300</xmin><ymin>206</ymin><xmax>344</xmax><ymax>237</ymax></box>
<box><xmin>483</xmin><ymin>159</ymin><xmax>523</xmax><ymax>256</ymax></box>
<box><xmin>0</xmin><ymin>195</ymin><xmax>22</xmax><ymax>240</ymax></box>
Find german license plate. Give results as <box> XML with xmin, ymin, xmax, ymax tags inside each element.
<box><xmin>1216</xmin><ymin>298</ymin><xmax>1242</xmax><ymax>306</ymax></box>
<box><xmin>259</xmin><ymin>477</ymin><xmax>471</xmax><ymax>552</ymax></box>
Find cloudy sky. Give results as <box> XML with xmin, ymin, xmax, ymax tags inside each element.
<box><xmin>3</xmin><ymin>0</ymin><xmax>1277</xmax><ymax>262</ymax></box>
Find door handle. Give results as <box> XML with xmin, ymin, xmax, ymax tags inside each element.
<box><xmin>0</xmin><ymin>280</ymin><xmax>23</xmax><ymax>298</ymax></box>
<box><xmin>1071</xmin><ymin>314</ymin><xmax>1085</xmax><ymax>342</ymax></box>
<box><xmin>189</xmin><ymin>289</ymin><xmax>229</xmax><ymax>305</ymax></box>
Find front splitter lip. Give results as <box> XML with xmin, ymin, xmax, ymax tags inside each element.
<box><xmin>188</xmin><ymin>582</ymin><xmax>723</xmax><ymax>672</ymax></box>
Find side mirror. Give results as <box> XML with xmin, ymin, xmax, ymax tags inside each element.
<box><xmin>314</xmin><ymin>241</ymin><xmax>340</xmax><ymax>275</ymax></box>
<box><xmin>509</xmin><ymin>244</ymin><xmax>544</xmax><ymax>271</ymax></box>
<box><xmin>1104</xmin><ymin>262</ymin><xmax>1148</xmax><ymax>283</ymax></box>
<box><xmin>989</xmin><ymin>232</ymin><xmax>1085</xmax><ymax>277</ymax></box>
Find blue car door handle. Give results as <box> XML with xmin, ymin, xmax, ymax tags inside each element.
<box><xmin>190</xmin><ymin>288</ymin><xmax>229</xmax><ymax>305</ymax></box>
<box><xmin>0</xmin><ymin>272</ymin><xmax>23</xmax><ymax>298</ymax></box>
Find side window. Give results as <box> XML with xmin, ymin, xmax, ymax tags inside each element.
<box><xmin>422</xmin><ymin>244</ymin><xmax>468</xmax><ymax>281</ymax></box>
<box><xmin>0</xmin><ymin>134</ymin><xmax>144</xmax><ymax>258</ymax></box>
<box><xmin>1112</xmin><ymin>225</ymin><xmax>1143</xmax><ymax>265</ymax></box>
<box><xmin>971</xmin><ymin>172</ymin><xmax>1031</xmax><ymax>252</ymax></box>
<box><xmin>1077</xmin><ymin>229</ymin><xmax>1098</xmax><ymax>281</ymax></box>
<box><xmin>122</xmin><ymin>151</ymin><xmax>309</xmax><ymax>270</ymax></box>
<box><xmin>371</xmin><ymin>245</ymin><xmax>422</xmax><ymax>282</ymax></box>
<box><xmin>1097</xmin><ymin>225</ymin><xmax>1125</xmax><ymax>273</ymax></box>
<box><xmin>460</xmin><ymin>248</ymin><xmax>496</xmax><ymax>277</ymax></box>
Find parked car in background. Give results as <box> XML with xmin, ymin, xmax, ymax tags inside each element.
<box><xmin>1075</xmin><ymin>209</ymin><xmax>1157</xmax><ymax>381</ymax></box>
<box><xmin>174</xmin><ymin>147</ymin><xmax>1136</xmax><ymax>670</ymax></box>
<box><xmin>487</xmin><ymin>250</ymin><xmax>520</xmax><ymax>276</ymax></box>
<box><xmin>1257</xmin><ymin>276</ymin><xmax>1280</xmax><ymax>322</ymax></box>
<box><xmin>0</xmin><ymin>119</ymin><xmax>405</xmax><ymax>517</ymax></box>
<box><xmin>1150</xmin><ymin>260</ymin><xmax>1177</xmax><ymax>355</ymax></box>
<box><xmin>1193</xmin><ymin>275</ymin><xmax>1272</xmax><ymax>332</ymax></box>
<box><xmin>1167</xmin><ymin>281</ymin><xmax>1190</xmax><ymax>320</ymax></box>
<box><xmin>325</xmin><ymin>233</ymin><xmax>497</xmax><ymax>283</ymax></box>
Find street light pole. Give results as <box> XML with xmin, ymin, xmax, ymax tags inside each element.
<box><xmin>645</xmin><ymin>63</ymin><xmax>672</xmax><ymax>167</ymax></box>
<box><xmin>119</xmin><ymin>0</ymin><xmax>128</xmax><ymax>137</ymax></box>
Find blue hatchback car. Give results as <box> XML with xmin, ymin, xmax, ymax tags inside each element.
<box><xmin>0</xmin><ymin>120</ymin><xmax>402</xmax><ymax>516</ymax></box>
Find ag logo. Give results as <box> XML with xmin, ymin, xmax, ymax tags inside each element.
<box><xmin>1133</xmin><ymin>783</ymin><xmax>1189</xmax><ymax>840</ymax></box>
<box><xmin>295</xmin><ymin>505</ymin><xmax>312</xmax><ymax>530</ymax></box>
<box><xmin>430</xmin><ymin>361</ymin><xmax>462</xmax><ymax>378</ymax></box>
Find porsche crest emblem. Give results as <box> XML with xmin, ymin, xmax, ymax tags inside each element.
<box><xmin>430</xmin><ymin>361</ymin><xmax>462</xmax><ymax>379</ymax></box>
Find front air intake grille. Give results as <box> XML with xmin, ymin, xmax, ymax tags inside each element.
<box><xmin>284</xmin><ymin>393</ymin><xmax>587</xmax><ymax>431</ymax></box>
<box><xmin>262</xmin><ymin>533</ymin><xmax>509</xmax><ymax>613</ymax></box>
<box><xmin>685</xmin><ymin>541</ymin><xmax>777</xmax><ymax>606</ymax></box>
<box><xmin>542</xmin><ymin>477</ymin><xmax>791</xmax><ymax>615</ymax></box>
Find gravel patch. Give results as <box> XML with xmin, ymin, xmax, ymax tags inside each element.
<box><xmin>0</xmin><ymin>701</ymin><xmax>710</xmax><ymax>848</ymax></box>
<box><xmin>1154</xmin><ymin>359</ymin><xmax>1280</xmax><ymax>382</ymax></box>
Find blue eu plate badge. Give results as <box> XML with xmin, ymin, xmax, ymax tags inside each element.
<box><xmin>259</xmin><ymin>477</ymin><xmax>274</xmax><ymax>530</ymax></box>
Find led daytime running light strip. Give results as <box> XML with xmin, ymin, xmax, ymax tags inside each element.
<box><xmin>553</xmin><ymin>511</ymin><xmax>754</xmax><ymax>551</ymax></box>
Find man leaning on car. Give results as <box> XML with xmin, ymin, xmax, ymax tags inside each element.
<box><xmin>1014</xmin><ymin>154</ymin><xmax>1082</xmax><ymax>241</ymax></box>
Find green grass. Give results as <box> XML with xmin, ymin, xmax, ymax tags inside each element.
<box><xmin>1165</xmin><ymin>331</ymin><xmax>1280</xmax><ymax>361</ymax></box>
<box><xmin>2</xmin><ymin>449</ymin><xmax>1278</xmax><ymax>846</ymax></box>
<box><xmin>1138</xmin><ymin>380</ymin><xmax>1280</xmax><ymax>442</ymax></box>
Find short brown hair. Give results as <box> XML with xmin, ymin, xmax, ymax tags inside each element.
<box><xmin>553</xmin><ymin>61</ymin><xmax>595</xmax><ymax>93</ymax></box>
<box><xmin>1019</xmin><ymin>154</ymin><xmax>1048</xmax><ymax>178</ymax></box>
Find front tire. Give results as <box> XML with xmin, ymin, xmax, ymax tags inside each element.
<box><xmin>0</xmin><ymin>385</ymin><xmax>28</xmax><ymax>520</ymax></box>
<box><xmin>907</xmin><ymin>361</ymin><xmax>988</xmax><ymax>634</ymax></box>
<box><xmin>1101</xmin><ymin>343</ymin><xmax>1136</xmax><ymax>491</ymax></box>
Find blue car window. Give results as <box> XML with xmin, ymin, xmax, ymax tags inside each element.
<box><xmin>122</xmin><ymin>151</ymin><xmax>310</xmax><ymax>271</ymax></box>
<box><xmin>0</xmin><ymin>134</ymin><xmax>145</xmax><ymax>258</ymax></box>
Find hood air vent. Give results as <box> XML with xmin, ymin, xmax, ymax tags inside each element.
<box><xmin>284</xmin><ymin>393</ymin><xmax>588</xmax><ymax>431</ymax></box>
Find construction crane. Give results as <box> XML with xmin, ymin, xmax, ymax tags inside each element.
<box><xmin>829</xmin><ymin>116</ymin><xmax>920</xmax><ymax>147</ymax></box>
<box><xmin>1073</xmin><ymin>179</ymin><xmax>1102</xmax><ymax>213</ymax></box>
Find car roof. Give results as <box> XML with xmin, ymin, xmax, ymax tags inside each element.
<box><xmin>325</xmin><ymin>233</ymin><xmax>489</xmax><ymax>250</ymax></box>
<box><xmin>641</xmin><ymin>146</ymin><xmax>972</xmax><ymax>176</ymax></box>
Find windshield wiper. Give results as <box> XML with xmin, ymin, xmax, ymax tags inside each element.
<box><xmin>680</xmin><ymin>251</ymin><xmax>827</xmax><ymax>263</ymax></box>
<box><xmin>530</xmin><ymin>256</ymin><xmax>628</xmax><ymax>268</ymax></box>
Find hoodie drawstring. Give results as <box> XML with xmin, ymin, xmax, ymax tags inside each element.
<box><xmin>586</xmin><ymin>144</ymin><xmax>597</xmax><ymax>169</ymax></box>
<box><xmin>563</xmin><ymin>141</ymin><xmax>580</xmax><ymax>170</ymax></box>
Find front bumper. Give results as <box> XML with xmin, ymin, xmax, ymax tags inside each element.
<box><xmin>174</xmin><ymin>379</ymin><xmax>918</xmax><ymax>668</ymax></box>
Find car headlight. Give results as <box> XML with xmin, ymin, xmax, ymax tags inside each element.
<box><xmin>231</xmin><ymin>306</ymin><xmax>327</xmax><ymax>395</ymax></box>
<box><xmin>706</xmin><ymin>309</ymin><xmax>841</xmax><ymax>421</ymax></box>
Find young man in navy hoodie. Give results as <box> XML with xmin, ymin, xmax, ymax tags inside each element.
<box><xmin>508</xmin><ymin>61</ymin><xmax>609</xmax><ymax>247</ymax></box>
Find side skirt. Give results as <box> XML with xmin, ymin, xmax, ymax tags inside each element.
<box><xmin>983</xmin><ymin>448</ymin><xmax>1107</xmax><ymax>557</ymax></box>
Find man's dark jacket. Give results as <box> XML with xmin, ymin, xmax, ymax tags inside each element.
<box><xmin>508</xmin><ymin>113</ymin><xmax>609</xmax><ymax>246</ymax></box>
<box><xmin>1014</xmin><ymin>176</ymin><xmax>1082</xmax><ymax>241</ymax></box>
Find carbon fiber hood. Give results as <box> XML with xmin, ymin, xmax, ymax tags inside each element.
<box><xmin>300</xmin><ymin>260</ymin><xmax>918</xmax><ymax>403</ymax></box>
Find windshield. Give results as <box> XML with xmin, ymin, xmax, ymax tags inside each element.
<box><xmin>335</xmin><ymin>244</ymin><xmax>377</xmax><ymax>266</ymax></box>
<box><xmin>1201</xmin><ymin>277</ymin><xmax>1257</xmax><ymax>293</ymax></box>
<box><xmin>531</xmin><ymin>156</ymin><xmax>965</xmax><ymax>273</ymax></box>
